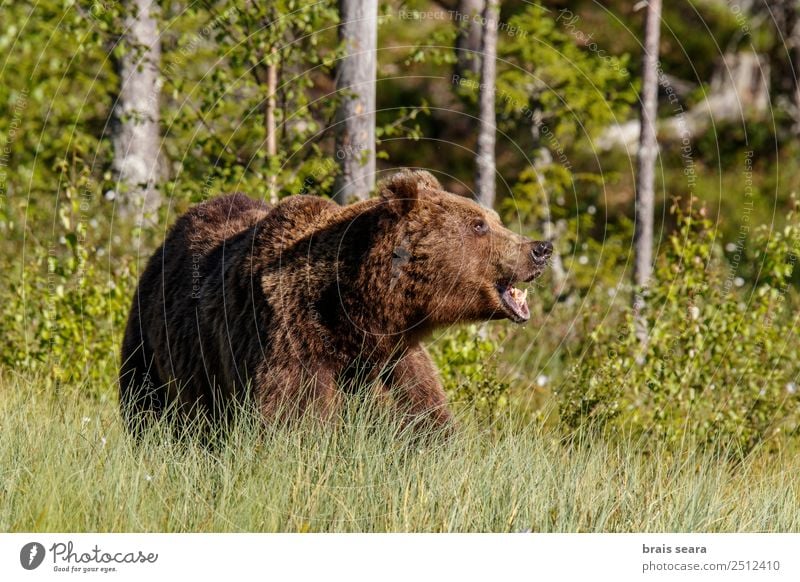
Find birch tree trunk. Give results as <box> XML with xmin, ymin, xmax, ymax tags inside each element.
<box><xmin>112</xmin><ymin>0</ymin><xmax>162</xmax><ymax>224</ymax></box>
<box><xmin>792</xmin><ymin>21</ymin><xmax>800</xmax><ymax>138</ymax></box>
<box><xmin>633</xmin><ymin>0</ymin><xmax>662</xmax><ymax>347</ymax></box>
<box><xmin>530</xmin><ymin>113</ymin><xmax>569</xmax><ymax>298</ymax></box>
<box><xmin>475</xmin><ymin>0</ymin><xmax>498</xmax><ymax>208</ymax></box>
<box><xmin>265</xmin><ymin>56</ymin><xmax>278</xmax><ymax>204</ymax></box>
<box><xmin>333</xmin><ymin>0</ymin><xmax>377</xmax><ymax>204</ymax></box>
<box><xmin>454</xmin><ymin>0</ymin><xmax>484</xmax><ymax>78</ymax></box>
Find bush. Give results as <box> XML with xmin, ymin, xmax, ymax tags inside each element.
<box><xmin>431</xmin><ymin>325</ymin><xmax>511</xmax><ymax>422</ymax></box>
<box><xmin>0</xmin><ymin>164</ymin><xmax>135</xmax><ymax>395</ymax></box>
<box><xmin>558</xmin><ymin>201</ymin><xmax>800</xmax><ymax>453</ymax></box>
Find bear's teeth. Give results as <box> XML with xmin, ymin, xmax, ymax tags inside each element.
<box><xmin>508</xmin><ymin>286</ymin><xmax>527</xmax><ymax>308</ymax></box>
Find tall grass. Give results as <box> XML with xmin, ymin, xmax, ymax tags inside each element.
<box><xmin>1</xmin><ymin>370</ymin><xmax>798</xmax><ymax>532</ymax></box>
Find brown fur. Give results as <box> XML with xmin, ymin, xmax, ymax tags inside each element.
<box><xmin>120</xmin><ymin>170</ymin><xmax>550</xmax><ymax>433</ymax></box>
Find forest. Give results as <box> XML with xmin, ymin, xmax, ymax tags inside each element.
<box><xmin>1</xmin><ymin>0</ymin><xmax>799</xmax><ymax>532</ymax></box>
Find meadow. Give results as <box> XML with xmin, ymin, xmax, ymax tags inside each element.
<box><xmin>2</xmin><ymin>371</ymin><xmax>798</xmax><ymax>533</ymax></box>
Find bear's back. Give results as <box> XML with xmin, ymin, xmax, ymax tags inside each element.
<box><xmin>169</xmin><ymin>193</ymin><xmax>271</xmax><ymax>258</ymax></box>
<box><xmin>130</xmin><ymin>194</ymin><xmax>271</xmax><ymax>413</ymax></box>
<box><xmin>128</xmin><ymin>193</ymin><xmax>345</xmax><ymax>423</ymax></box>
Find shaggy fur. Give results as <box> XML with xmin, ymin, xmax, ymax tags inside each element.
<box><xmin>120</xmin><ymin>170</ymin><xmax>551</xmax><ymax>433</ymax></box>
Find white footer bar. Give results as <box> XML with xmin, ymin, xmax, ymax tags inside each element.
<box><xmin>1</xmin><ymin>533</ymin><xmax>797</xmax><ymax>581</ymax></box>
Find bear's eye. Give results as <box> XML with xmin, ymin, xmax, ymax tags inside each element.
<box><xmin>472</xmin><ymin>219</ymin><xmax>489</xmax><ymax>236</ymax></box>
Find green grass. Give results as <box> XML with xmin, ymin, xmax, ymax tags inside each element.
<box><xmin>2</xmin><ymin>370</ymin><xmax>798</xmax><ymax>532</ymax></box>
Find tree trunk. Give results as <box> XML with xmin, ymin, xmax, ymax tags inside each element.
<box><xmin>774</xmin><ymin>0</ymin><xmax>800</xmax><ymax>136</ymax></box>
<box><xmin>112</xmin><ymin>0</ymin><xmax>162</xmax><ymax>224</ymax></box>
<box><xmin>454</xmin><ymin>0</ymin><xmax>484</xmax><ymax>78</ymax></box>
<box><xmin>633</xmin><ymin>0</ymin><xmax>662</xmax><ymax>348</ymax></box>
<box><xmin>333</xmin><ymin>0</ymin><xmax>377</xmax><ymax>204</ymax></box>
<box><xmin>265</xmin><ymin>56</ymin><xmax>278</xmax><ymax>204</ymax></box>
<box><xmin>475</xmin><ymin>0</ymin><xmax>498</xmax><ymax>208</ymax></box>
<box><xmin>793</xmin><ymin>31</ymin><xmax>800</xmax><ymax>138</ymax></box>
<box><xmin>529</xmin><ymin>112</ymin><xmax>569</xmax><ymax>298</ymax></box>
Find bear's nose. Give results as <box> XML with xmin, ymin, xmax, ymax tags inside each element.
<box><xmin>531</xmin><ymin>241</ymin><xmax>553</xmax><ymax>263</ymax></box>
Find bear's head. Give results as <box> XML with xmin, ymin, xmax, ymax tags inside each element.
<box><xmin>378</xmin><ymin>169</ymin><xmax>552</xmax><ymax>328</ymax></box>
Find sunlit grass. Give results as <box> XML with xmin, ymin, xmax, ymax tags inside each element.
<box><xmin>1</xmin><ymin>369</ymin><xmax>798</xmax><ymax>532</ymax></box>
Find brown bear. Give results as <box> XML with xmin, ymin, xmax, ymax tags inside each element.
<box><xmin>119</xmin><ymin>169</ymin><xmax>552</xmax><ymax>434</ymax></box>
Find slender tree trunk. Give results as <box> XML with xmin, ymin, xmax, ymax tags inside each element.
<box><xmin>475</xmin><ymin>0</ymin><xmax>498</xmax><ymax>208</ymax></box>
<box><xmin>333</xmin><ymin>0</ymin><xmax>377</xmax><ymax>204</ymax></box>
<box><xmin>530</xmin><ymin>113</ymin><xmax>569</xmax><ymax>298</ymax></box>
<box><xmin>782</xmin><ymin>1</ymin><xmax>800</xmax><ymax>136</ymax></box>
<box><xmin>794</xmin><ymin>45</ymin><xmax>800</xmax><ymax>138</ymax></box>
<box><xmin>112</xmin><ymin>0</ymin><xmax>162</xmax><ymax>224</ymax></box>
<box><xmin>454</xmin><ymin>0</ymin><xmax>484</xmax><ymax>78</ymax></box>
<box><xmin>633</xmin><ymin>0</ymin><xmax>662</xmax><ymax>348</ymax></box>
<box><xmin>265</xmin><ymin>55</ymin><xmax>278</xmax><ymax>204</ymax></box>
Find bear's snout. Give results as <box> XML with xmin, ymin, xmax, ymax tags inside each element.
<box><xmin>531</xmin><ymin>241</ymin><xmax>553</xmax><ymax>264</ymax></box>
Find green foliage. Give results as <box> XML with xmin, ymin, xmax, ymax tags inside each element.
<box><xmin>506</xmin><ymin>166</ymin><xmax>635</xmax><ymax>296</ymax></box>
<box><xmin>493</xmin><ymin>3</ymin><xmax>637</xmax><ymax>287</ymax></box>
<box><xmin>431</xmin><ymin>325</ymin><xmax>510</xmax><ymax>422</ymax></box>
<box><xmin>497</xmin><ymin>4</ymin><xmax>636</xmax><ymax>145</ymax></box>
<box><xmin>558</xmin><ymin>202</ymin><xmax>800</xmax><ymax>453</ymax></box>
<box><xmin>161</xmin><ymin>0</ymin><xmax>341</xmax><ymax>202</ymax></box>
<box><xmin>161</xmin><ymin>1</ymin><xmax>431</xmax><ymax>203</ymax></box>
<box><xmin>0</xmin><ymin>161</ymin><xmax>135</xmax><ymax>395</ymax></box>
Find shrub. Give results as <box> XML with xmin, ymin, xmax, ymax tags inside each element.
<box><xmin>431</xmin><ymin>325</ymin><xmax>511</xmax><ymax>422</ymax></box>
<box><xmin>0</xmin><ymin>164</ymin><xmax>135</xmax><ymax>395</ymax></box>
<box><xmin>558</xmin><ymin>201</ymin><xmax>800</xmax><ymax>453</ymax></box>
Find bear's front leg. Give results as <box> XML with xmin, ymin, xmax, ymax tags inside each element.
<box><xmin>388</xmin><ymin>347</ymin><xmax>454</xmax><ymax>433</ymax></box>
<box><xmin>255</xmin><ymin>361</ymin><xmax>342</xmax><ymax>424</ymax></box>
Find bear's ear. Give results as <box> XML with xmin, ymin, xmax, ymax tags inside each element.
<box><xmin>379</xmin><ymin>170</ymin><xmax>440</xmax><ymax>215</ymax></box>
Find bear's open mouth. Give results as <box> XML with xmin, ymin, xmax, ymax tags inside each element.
<box><xmin>498</xmin><ymin>283</ymin><xmax>529</xmax><ymax>323</ymax></box>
